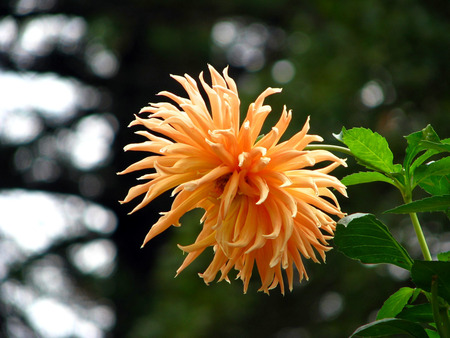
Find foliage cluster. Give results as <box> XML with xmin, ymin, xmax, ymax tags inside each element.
<box><xmin>333</xmin><ymin>126</ymin><xmax>450</xmax><ymax>337</ymax></box>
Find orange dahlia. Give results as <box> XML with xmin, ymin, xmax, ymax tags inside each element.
<box><xmin>119</xmin><ymin>65</ymin><xmax>347</xmax><ymax>294</ymax></box>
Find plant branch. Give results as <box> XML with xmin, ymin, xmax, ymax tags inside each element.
<box><xmin>440</xmin><ymin>306</ymin><xmax>450</xmax><ymax>338</ymax></box>
<box><xmin>431</xmin><ymin>276</ymin><xmax>449</xmax><ymax>338</ymax></box>
<box><xmin>304</xmin><ymin>144</ymin><xmax>353</xmax><ymax>156</ymax></box>
<box><xmin>408</xmin><ymin>211</ymin><xmax>432</xmax><ymax>261</ymax></box>
<box><xmin>402</xmin><ymin>184</ymin><xmax>432</xmax><ymax>261</ymax></box>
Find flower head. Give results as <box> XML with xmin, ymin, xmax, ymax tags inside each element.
<box><xmin>120</xmin><ymin>65</ymin><xmax>347</xmax><ymax>294</ymax></box>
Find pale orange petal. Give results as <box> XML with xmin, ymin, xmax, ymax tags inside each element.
<box><xmin>120</xmin><ymin>65</ymin><xmax>347</xmax><ymax>294</ymax></box>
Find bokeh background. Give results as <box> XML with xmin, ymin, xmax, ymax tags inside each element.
<box><xmin>1</xmin><ymin>0</ymin><xmax>449</xmax><ymax>337</ymax></box>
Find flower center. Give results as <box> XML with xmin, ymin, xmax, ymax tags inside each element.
<box><xmin>214</xmin><ymin>173</ymin><xmax>232</xmax><ymax>194</ymax></box>
<box><xmin>237</xmin><ymin>147</ymin><xmax>271</xmax><ymax>173</ymax></box>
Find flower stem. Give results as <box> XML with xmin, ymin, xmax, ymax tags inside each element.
<box><xmin>431</xmin><ymin>276</ymin><xmax>450</xmax><ymax>338</ymax></box>
<box><xmin>304</xmin><ymin>144</ymin><xmax>353</xmax><ymax>157</ymax></box>
<box><xmin>408</xmin><ymin>210</ymin><xmax>432</xmax><ymax>261</ymax></box>
<box><xmin>401</xmin><ymin>183</ymin><xmax>432</xmax><ymax>261</ymax></box>
<box><xmin>440</xmin><ymin>306</ymin><xmax>450</xmax><ymax>338</ymax></box>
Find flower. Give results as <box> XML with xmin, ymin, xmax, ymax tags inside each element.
<box><xmin>119</xmin><ymin>65</ymin><xmax>347</xmax><ymax>294</ymax></box>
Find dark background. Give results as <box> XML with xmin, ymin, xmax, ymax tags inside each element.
<box><xmin>0</xmin><ymin>1</ymin><xmax>449</xmax><ymax>337</ymax></box>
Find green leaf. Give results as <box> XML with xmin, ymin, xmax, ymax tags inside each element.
<box><xmin>411</xmin><ymin>149</ymin><xmax>440</xmax><ymax>174</ymax></box>
<box><xmin>341</xmin><ymin>127</ymin><xmax>396</xmax><ymax>173</ymax></box>
<box><xmin>335</xmin><ymin>213</ymin><xmax>413</xmax><ymax>270</ymax></box>
<box><xmin>393</xmin><ymin>163</ymin><xmax>403</xmax><ymax>172</ymax></box>
<box><xmin>437</xmin><ymin>251</ymin><xmax>450</xmax><ymax>262</ymax></box>
<box><xmin>385</xmin><ymin>195</ymin><xmax>450</xmax><ymax>214</ymax></box>
<box><xmin>425</xmin><ymin>329</ymin><xmax>441</xmax><ymax>338</ymax></box>
<box><xmin>411</xmin><ymin>260</ymin><xmax>450</xmax><ymax>304</ymax></box>
<box><xmin>414</xmin><ymin>157</ymin><xmax>450</xmax><ymax>187</ymax></box>
<box><xmin>404</xmin><ymin>125</ymin><xmax>441</xmax><ymax>170</ymax></box>
<box><xmin>419</xmin><ymin>174</ymin><xmax>450</xmax><ymax>196</ymax></box>
<box><xmin>420</xmin><ymin>140</ymin><xmax>450</xmax><ymax>153</ymax></box>
<box><xmin>376</xmin><ymin>287</ymin><xmax>415</xmax><ymax>320</ymax></box>
<box><xmin>333</xmin><ymin>128</ymin><xmax>345</xmax><ymax>142</ymax></box>
<box><xmin>350</xmin><ymin>318</ymin><xmax>429</xmax><ymax>338</ymax></box>
<box><xmin>411</xmin><ymin>288</ymin><xmax>422</xmax><ymax>303</ymax></box>
<box><xmin>341</xmin><ymin>172</ymin><xmax>395</xmax><ymax>186</ymax></box>
<box><xmin>396</xmin><ymin>303</ymin><xmax>434</xmax><ymax>323</ymax></box>
<box><xmin>411</xmin><ymin>140</ymin><xmax>450</xmax><ymax>176</ymax></box>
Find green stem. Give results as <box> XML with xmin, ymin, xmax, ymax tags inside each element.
<box><xmin>431</xmin><ymin>276</ymin><xmax>450</xmax><ymax>338</ymax></box>
<box><xmin>408</xmin><ymin>210</ymin><xmax>432</xmax><ymax>261</ymax></box>
<box><xmin>401</xmin><ymin>185</ymin><xmax>432</xmax><ymax>261</ymax></box>
<box><xmin>304</xmin><ymin>144</ymin><xmax>353</xmax><ymax>156</ymax></box>
<box><xmin>440</xmin><ymin>306</ymin><xmax>450</xmax><ymax>337</ymax></box>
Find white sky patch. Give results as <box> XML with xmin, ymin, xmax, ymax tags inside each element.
<box><xmin>28</xmin><ymin>257</ymin><xmax>72</xmax><ymax>296</ymax></box>
<box><xmin>26</xmin><ymin>298</ymin><xmax>105</xmax><ymax>338</ymax></box>
<box><xmin>0</xmin><ymin>190</ymin><xmax>118</xmax><ymax>336</ymax></box>
<box><xmin>211</xmin><ymin>19</ymin><xmax>277</xmax><ymax>72</ymax></box>
<box><xmin>0</xmin><ymin>239</ymin><xmax>25</xmax><ymax>279</ymax></box>
<box><xmin>13</xmin><ymin>14</ymin><xmax>86</xmax><ymax>58</ymax></box>
<box><xmin>211</xmin><ymin>21</ymin><xmax>237</xmax><ymax>47</ymax></box>
<box><xmin>10</xmin><ymin>14</ymin><xmax>116</xmax><ymax>77</ymax></box>
<box><xmin>27</xmin><ymin>298</ymin><xmax>79</xmax><ymax>337</ymax></box>
<box><xmin>272</xmin><ymin>59</ymin><xmax>296</xmax><ymax>84</ymax></box>
<box><xmin>88</xmin><ymin>305</ymin><xmax>116</xmax><ymax>330</ymax></box>
<box><xmin>2</xmin><ymin>255</ymin><xmax>116</xmax><ymax>337</ymax></box>
<box><xmin>0</xmin><ymin>190</ymin><xmax>68</xmax><ymax>253</ymax></box>
<box><xmin>1</xmin><ymin>280</ymin><xmax>36</xmax><ymax>310</ymax></box>
<box><xmin>0</xmin><ymin>110</ymin><xmax>43</xmax><ymax>144</ymax></box>
<box><xmin>58</xmin><ymin>113</ymin><xmax>117</xmax><ymax>170</ymax></box>
<box><xmin>0</xmin><ymin>16</ymin><xmax>18</xmax><ymax>51</ymax></box>
<box><xmin>386</xmin><ymin>264</ymin><xmax>410</xmax><ymax>281</ymax></box>
<box><xmin>361</xmin><ymin>80</ymin><xmax>384</xmax><ymax>108</ymax></box>
<box><xmin>0</xmin><ymin>189</ymin><xmax>117</xmax><ymax>255</ymax></box>
<box><xmin>0</xmin><ymin>71</ymin><xmax>102</xmax><ymax>145</ymax></box>
<box><xmin>15</xmin><ymin>0</ymin><xmax>57</xmax><ymax>15</ymax></box>
<box><xmin>83</xmin><ymin>204</ymin><xmax>117</xmax><ymax>234</ymax></box>
<box><xmin>0</xmin><ymin>72</ymin><xmax>80</xmax><ymax>121</ymax></box>
<box><xmin>69</xmin><ymin>239</ymin><xmax>117</xmax><ymax>277</ymax></box>
<box><xmin>318</xmin><ymin>291</ymin><xmax>344</xmax><ymax>320</ymax></box>
<box><xmin>86</xmin><ymin>44</ymin><xmax>119</xmax><ymax>78</ymax></box>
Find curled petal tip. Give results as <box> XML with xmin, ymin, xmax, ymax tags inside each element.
<box><xmin>267</xmin><ymin>87</ymin><xmax>282</xmax><ymax>93</ymax></box>
<box><xmin>255</xmin><ymin>199</ymin><xmax>264</xmax><ymax>206</ymax></box>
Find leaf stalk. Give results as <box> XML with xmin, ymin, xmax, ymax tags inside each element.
<box><xmin>304</xmin><ymin>144</ymin><xmax>353</xmax><ymax>157</ymax></box>
<box><xmin>406</xmin><ymin>206</ymin><xmax>432</xmax><ymax>262</ymax></box>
